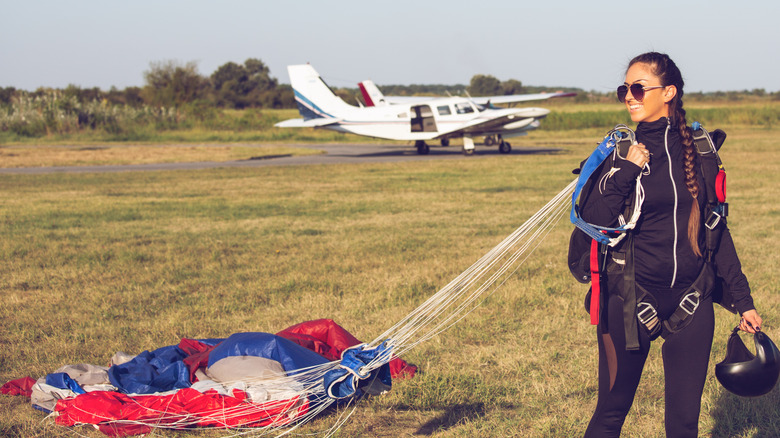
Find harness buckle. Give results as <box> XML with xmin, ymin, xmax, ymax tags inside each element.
<box><xmin>637</xmin><ymin>302</ymin><xmax>658</xmax><ymax>325</ymax></box>
<box><xmin>692</xmin><ymin>122</ymin><xmax>716</xmax><ymax>155</ymax></box>
<box><xmin>705</xmin><ymin>210</ymin><xmax>722</xmax><ymax>230</ymax></box>
<box><xmin>679</xmin><ymin>291</ymin><xmax>701</xmax><ymax>316</ymax></box>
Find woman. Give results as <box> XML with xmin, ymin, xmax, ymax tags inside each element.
<box><xmin>579</xmin><ymin>52</ymin><xmax>762</xmax><ymax>437</ymax></box>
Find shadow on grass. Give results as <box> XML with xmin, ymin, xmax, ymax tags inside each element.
<box><xmin>411</xmin><ymin>402</ymin><xmax>491</xmax><ymax>435</ymax></box>
<box><xmin>349</xmin><ymin>146</ymin><xmax>564</xmax><ymax>159</ymax></box>
<box><xmin>709</xmin><ymin>384</ymin><xmax>780</xmax><ymax>437</ymax></box>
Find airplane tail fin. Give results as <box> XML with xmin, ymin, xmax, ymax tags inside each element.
<box><xmin>288</xmin><ymin>64</ymin><xmax>354</xmax><ymax>120</ymax></box>
<box><xmin>358</xmin><ymin>80</ymin><xmax>387</xmax><ymax>107</ymax></box>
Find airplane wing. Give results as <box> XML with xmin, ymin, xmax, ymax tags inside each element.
<box><xmin>373</xmin><ymin>96</ymin><xmax>431</xmax><ymax>105</ymax></box>
<box><xmin>470</xmin><ymin>92</ymin><xmax>577</xmax><ymax>106</ymax></box>
<box><xmin>367</xmin><ymin>92</ymin><xmax>575</xmax><ymax>107</ymax></box>
<box><xmin>275</xmin><ymin>117</ymin><xmax>342</xmax><ymax>128</ymax></box>
<box><xmin>436</xmin><ymin>107</ymin><xmax>551</xmax><ymax>136</ymax></box>
<box><xmin>359</xmin><ymin>78</ymin><xmax>576</xmax><ymax>107</ymax></box>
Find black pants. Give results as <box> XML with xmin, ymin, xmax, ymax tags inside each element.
<box><xmin>583</xmin><ymin>291</ymin><xmax>715</xmax><ymax>438</ymax></box>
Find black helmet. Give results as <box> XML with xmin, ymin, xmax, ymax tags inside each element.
<box><xmin>715</xmin><ymin>327</ymin><xmax>780</xmax><ymax>397</ymax></box>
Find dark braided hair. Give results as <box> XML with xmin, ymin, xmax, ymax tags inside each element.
<box><xmin>628</xmin><ymin>52</ymin><xmax>702</xmax><ymax>257</ymax></box>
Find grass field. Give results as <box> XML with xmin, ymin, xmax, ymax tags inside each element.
<box><xmin>1</xmin><ymin>112</ymin><xmax>779</xmax><ymax>436</ymax></box>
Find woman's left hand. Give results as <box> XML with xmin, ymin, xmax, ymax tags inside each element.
<box><xmin>739</xmin><ymin>309</ymin><xmax>763</xmax><ymax>333</ymax></box>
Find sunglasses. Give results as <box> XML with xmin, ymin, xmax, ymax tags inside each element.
<box><xmin>617</xmin><ymin>84</ymin><xmax>665</xmax><ymax>103</ymax></box>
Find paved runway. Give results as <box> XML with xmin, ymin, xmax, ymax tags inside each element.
<box><xmin>0</xmin><ymin>143</ymin><xmax>562</xmax><ymax>174</ymax></box>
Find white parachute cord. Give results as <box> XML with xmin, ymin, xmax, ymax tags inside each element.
<box><xmin>378</xmin><ymin>179</ymin><xmax>573</xmax><ymax>346</ymax></box>
<box><xmin>367</xmin><ymin>178</ymin><xmax>576</xmax><ymax>360</ymax></box>
<box><xmin>386</xmin><ymin>191</ymin><xmax>570</xmax><ymax>359</ymax></box>
<box><xmin>376</xmin><ymin>181</ymin><xmax>572</xmax><ymax>358</ymax></box>
<box><xmin>606</xmin><ymin>171</ymin><xmax>645</xmax><ymax>247</ymax></box>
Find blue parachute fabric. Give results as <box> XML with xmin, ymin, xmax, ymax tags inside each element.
<box><xmin>45</xmin><ymin>373</ymin><xmax>86</xmax><ymax>395</ymax></box>
<box><xmin>107</xmin><ymin>345</ymin><xmax>192</xmax><ymax>394</ymax></box>
<box><xmin>207</xmin><ymin>332</ymin><xmax>329</xmax><ymax>375</ymax></box>
<box><xmin>570</xmin><ymin>133</ymin><xmax>620</xmax><ymax>244</ymax></box>
<box><xmin>323</xmin><ymin>341</ymin><xmax>393</xmax><ymax>400</ymax></box>
<box><xmin>196</xmin><ymin>338</ymin><xmax>225</xmax><ymax>346</ymax></box>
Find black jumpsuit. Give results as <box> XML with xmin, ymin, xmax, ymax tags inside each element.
<box><xmin>580</xmin><ymin>118</ymin><xmax>755</xmax><ymax>437</ymax></box>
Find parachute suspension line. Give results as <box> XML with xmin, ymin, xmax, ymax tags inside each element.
<box><xmin>369</xmin><ymin>178</ymin><xmax>577</xmax><ymax>360</ymax></box>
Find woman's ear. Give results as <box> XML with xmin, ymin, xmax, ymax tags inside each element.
<box><xmin>664</xmin><ymin>85</ymin><xmax>677</xmax><ymax>103</ymax></box>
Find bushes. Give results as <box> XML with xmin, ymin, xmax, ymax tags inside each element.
<box><xmin>0</xmin><ymin>92</ymin><xmax>182</xmax><ymax>138</ymax></box>
<box><xmin>0</xmin><ymin>92</ymin><xmax>286</xmax><ymax>141</ymax></box>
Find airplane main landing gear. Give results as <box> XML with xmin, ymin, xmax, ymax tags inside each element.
<box><xmin>462</xmin><ymin>135</ymin><xmax>476</xmax><ymax>156</ymax></box>
<box><xmin>415</xmin><ymin>140</ymin><xmax>430</xmax><ymax>155</ymax></box>
<box><xmin>499</xmin><ymin>141</ymin><xmax>512</xmax><ymax>154</ymax></box>
<box><xmin>440</xmin><ymin>138</ymin><xmax>450</xmax><ymax>147</ymax></box>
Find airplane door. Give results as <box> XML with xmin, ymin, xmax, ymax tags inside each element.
<box><xmin>410</xmin><ymin>105</ymin><xmax>437</xmax><ymax>133</ymax></box>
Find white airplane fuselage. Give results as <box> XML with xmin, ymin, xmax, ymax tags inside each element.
<box><xmin>308</xmin><ymin>97</ymin><xmax>550</xmax><ymax>141</ymax></box>
<box><xmin>276</xmin><ymin>64</ymin><xmax>565</xmax><ymax>154</ymax></box>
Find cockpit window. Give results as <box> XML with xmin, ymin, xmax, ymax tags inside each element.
<box><xmin>455</xmin><ymin>102</ymin><xmax>475</xmax><ymax>114</ymax></box>
<box><xmin>437</xmin><ymin>105</ymin><xmax>452</xmax><ymax>116</ymax></box>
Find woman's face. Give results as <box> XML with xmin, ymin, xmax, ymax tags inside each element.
<box><xmin>623</xmin><ymin>62</ymin><xmax>673</xmax><ymax>123</ymax></box>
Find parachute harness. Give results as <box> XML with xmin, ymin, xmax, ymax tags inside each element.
<box><xmin>570</xmin><ymin>125</ymin><xmax>646</xmax><ymax>247</ymax></box>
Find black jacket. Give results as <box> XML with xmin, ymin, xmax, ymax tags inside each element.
<box><xmin>581</xmin><ymin>118</ymin><xmax>754</xmax><ymax>313</ymax></box>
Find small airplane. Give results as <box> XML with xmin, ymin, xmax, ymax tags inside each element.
<box><xmin>275</xmin><ymin>64</ymin><xmax>575</xmax><ymax>155</ymax></box>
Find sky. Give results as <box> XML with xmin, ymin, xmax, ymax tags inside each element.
<box><xmin>2</xmin><ymin>0</ymin><xmax>778</xmax><ymax>94</ymax></box>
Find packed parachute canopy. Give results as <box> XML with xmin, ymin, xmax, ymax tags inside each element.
<box><xmin>2</xmin><ymin>319</ymin><xmax>417</xmax><ymax>437</ymax></box>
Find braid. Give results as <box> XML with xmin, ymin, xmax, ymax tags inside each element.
<box><xmin>629</xmin><ymin>52</ymin><xmax>702</xmax><ymax>257</ymax></box>
<box><xmin>675</xmin><ymin>101</ymin><xmax>702</xmax><ymax>257</ymax></box>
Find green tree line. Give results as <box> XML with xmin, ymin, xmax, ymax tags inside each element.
<box><xmin>1</xmin><ymin>58</ymin><xmax>778</xmax><ymax>140</ymax></box>
<box><xmin>1</xmin><ymin>57</ymin><xmax>777</xmax><ymax>110</ymax></box>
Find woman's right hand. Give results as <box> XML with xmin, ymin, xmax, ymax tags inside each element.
<box><xmin>626</xmin><ymin>143</ymin><xmax>651</xmax><ymax>169</ymax></box>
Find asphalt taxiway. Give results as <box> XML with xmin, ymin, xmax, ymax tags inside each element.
<box><xmin>0</xmin><ymin>143</ymin><xmax>562</xmax><ymax>174</ymax></box>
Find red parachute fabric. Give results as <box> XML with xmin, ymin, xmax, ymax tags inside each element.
<box><xmin>55</xmin><ymin>388</ymin><xmax>308</xmax><ymax>437</ymax></box>
<box><xmin>277</xmin><ymin>319</ymin><xmax>417</xmax><ymax>378</ymax></box>
<box><xmin>1</xmin><ymin>377</ymin><xmax>36</xmax><ymax>397</ymax></box>
<box><xmin>178</xmin><ymin>338</ymin><xmax>218</xmax><ymax>383</ymax></box>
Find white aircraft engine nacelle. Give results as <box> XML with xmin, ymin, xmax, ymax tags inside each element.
<box><xmin>502</xmin><ymin>119</ymin><xmax>535</xmax><ymax>131</ymax></box>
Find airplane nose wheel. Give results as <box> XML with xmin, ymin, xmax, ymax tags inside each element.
<box><xmin>415</xmin><ymin>141</ymin><xmax>430</xmax><ymax>155</ymax></box>
<box><xmin>499</xmin><ymin>141</ymin><xmax>512</xmax><ymax>154</ymax></box>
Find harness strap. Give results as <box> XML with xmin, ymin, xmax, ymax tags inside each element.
<box><xmin>662</xmin><ymin>291</ymin><xmax>701</xmax><ymax>335</ymax></box>
<box><xmin>635</xmin><ymin>262</ymin><xmax>716</xmax><ymax>340</ymax></box>
<box><xmin>623</xmin><ymin>234</ymin><xmax>640</xmax><ymax>350</ymax></box>
<box><xmin>693</xmin><ymin>122</ymin><xmax>729</xmax><ymax>262</ymax></box>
